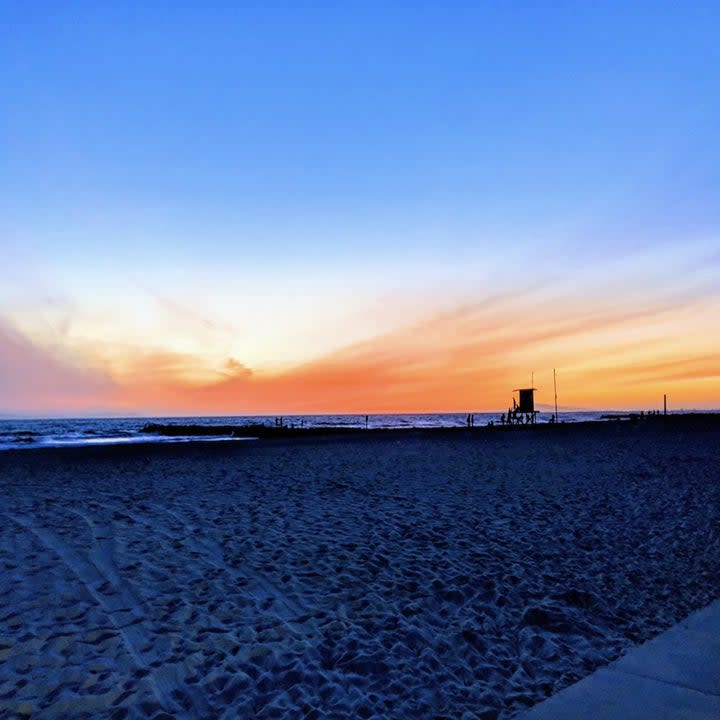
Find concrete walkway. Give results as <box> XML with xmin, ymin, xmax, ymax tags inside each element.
<box><xmin>517</xmin><ymin>599</ymin><xmax>720</xmax><ymax>719</ymax></box>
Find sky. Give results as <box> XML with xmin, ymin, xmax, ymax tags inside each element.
<box><xmin>1</xmin><ymin>1</ymin><xmax>719</xmax><ymax>416</ymax></box>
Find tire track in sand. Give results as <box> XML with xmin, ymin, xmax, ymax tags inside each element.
<box><xmin>9</xmin><ymin>511</ymin><xmax>208</xmax><ymax>718</ymax></box>
<box><xmin>154</xmin><ymin>502</ymin><xmax>307</xmax><ymax>620</ymax></box>
<box><xmin>71</xmin><ymin>508</ymin><xmax>214</xmax><ymax>717</ymax></box>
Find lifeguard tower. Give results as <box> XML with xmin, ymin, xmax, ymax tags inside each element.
<box><xmin>509</xmin><ymin>387</ymin><xmax>539</xmax><ymax>425</ymax></box>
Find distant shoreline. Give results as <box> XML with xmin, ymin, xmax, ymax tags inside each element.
<box><xmin>139</xmin><ymin>411</ymin><xmax>720</xmax><ymax>438</ymax></box>
<box><xmin>2</xmin><ymin>412</ymin><xmax>719</xmax><ymax>460</ymax></box>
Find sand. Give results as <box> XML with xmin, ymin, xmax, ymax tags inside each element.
<box><xmin>1</xmin><ymin>421</ymin><xmax>719</xmax><ymax>719</ymax></box>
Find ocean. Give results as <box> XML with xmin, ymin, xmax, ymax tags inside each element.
<box><xmin>0</xmin><ymin>411</ymin><xmax>653</xmax><ymax>451</ymax></box>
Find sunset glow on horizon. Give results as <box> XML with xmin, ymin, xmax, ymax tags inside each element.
<box><xmin>2</xmin><ymin>3</ymin><xmax>719</xmax><ymax>417</ymax></box>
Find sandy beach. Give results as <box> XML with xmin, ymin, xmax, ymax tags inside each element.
<box><xmin>1</xmin><ymin>419</ymin><xmax>719</xmax><ymax>719</ymax></box>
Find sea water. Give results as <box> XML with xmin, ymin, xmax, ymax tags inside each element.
<box><xmin>0</xmin><ymin>411</ymin><xmax>641</xmax><ymax>450</ymax></box>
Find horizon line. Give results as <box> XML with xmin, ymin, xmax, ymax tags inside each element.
<box><xmin>2</xmin><ymin>408</ymin><xmax>720</xmax><ymax>422</ymax></box>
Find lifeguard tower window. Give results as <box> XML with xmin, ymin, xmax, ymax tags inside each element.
<box><xmin>516</xmin><ymin>388</ymin><xmax>535</xmax><ymax>413</ymax></box>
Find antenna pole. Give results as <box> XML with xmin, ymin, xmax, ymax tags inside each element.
<box><xmin>553</xmin><ymin>368</ymin><xmax>558</xmax><ymax>423</ymax></box>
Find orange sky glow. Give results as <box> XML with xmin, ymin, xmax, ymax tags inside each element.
<box><xmin>3</xmin><ymin>280</ymin><xmax>718</xmax><ymax>417</ymax></box>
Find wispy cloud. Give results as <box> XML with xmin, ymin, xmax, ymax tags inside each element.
<box><xmin>2</xmin><ymin>270</ymin><xmax>719</xmax><ymax>415</ymax></box>
<box><xmin>0</xmin><ymin>316</ymin><xmax>114</xmax><ymax>414</ymax></box>
<box><xmin>132</xmin><ymin>278</ymin><xmax>240</xmax><ymax>336</ymax></box>
<box><xmin>103</xmin><ymin>284</ymin><xmax>720</xmax><ymax>414</ymax></box>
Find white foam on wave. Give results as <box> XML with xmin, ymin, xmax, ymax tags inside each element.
<box><xmin>0</xmin><ymin>435</ymin><xmax>259</xmax><ymax>451</ymax></box>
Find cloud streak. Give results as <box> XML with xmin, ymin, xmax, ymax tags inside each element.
<box><xmin>2</xmin><ymin>275</ymin><xmax>718</xmax><ymax>416</ymax></box>
<box><xmin>132</xmin><ymin>278</ymin><xmax>240</xmax><ymax>336</ymax></box>
<box><xmin>0</xmin><ymin>317</ymin><xmax>114</xmax><ymax>414</ymax></box>
<box><xmin>104</xmin><ymin>286</ymin><xmax>720</xmax><ymax>414</ymax></box>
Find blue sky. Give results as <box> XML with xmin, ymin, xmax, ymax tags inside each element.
<box><xmin>1</xmin><ymin>2</ymin><xmax>719</xmax><ymax>413</ymax></box>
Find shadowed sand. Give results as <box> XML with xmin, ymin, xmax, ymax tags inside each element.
<box><xmin>1</xmin><ymin>420</ymin><xmax>719</xmax><ymax>718</ymax></box>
